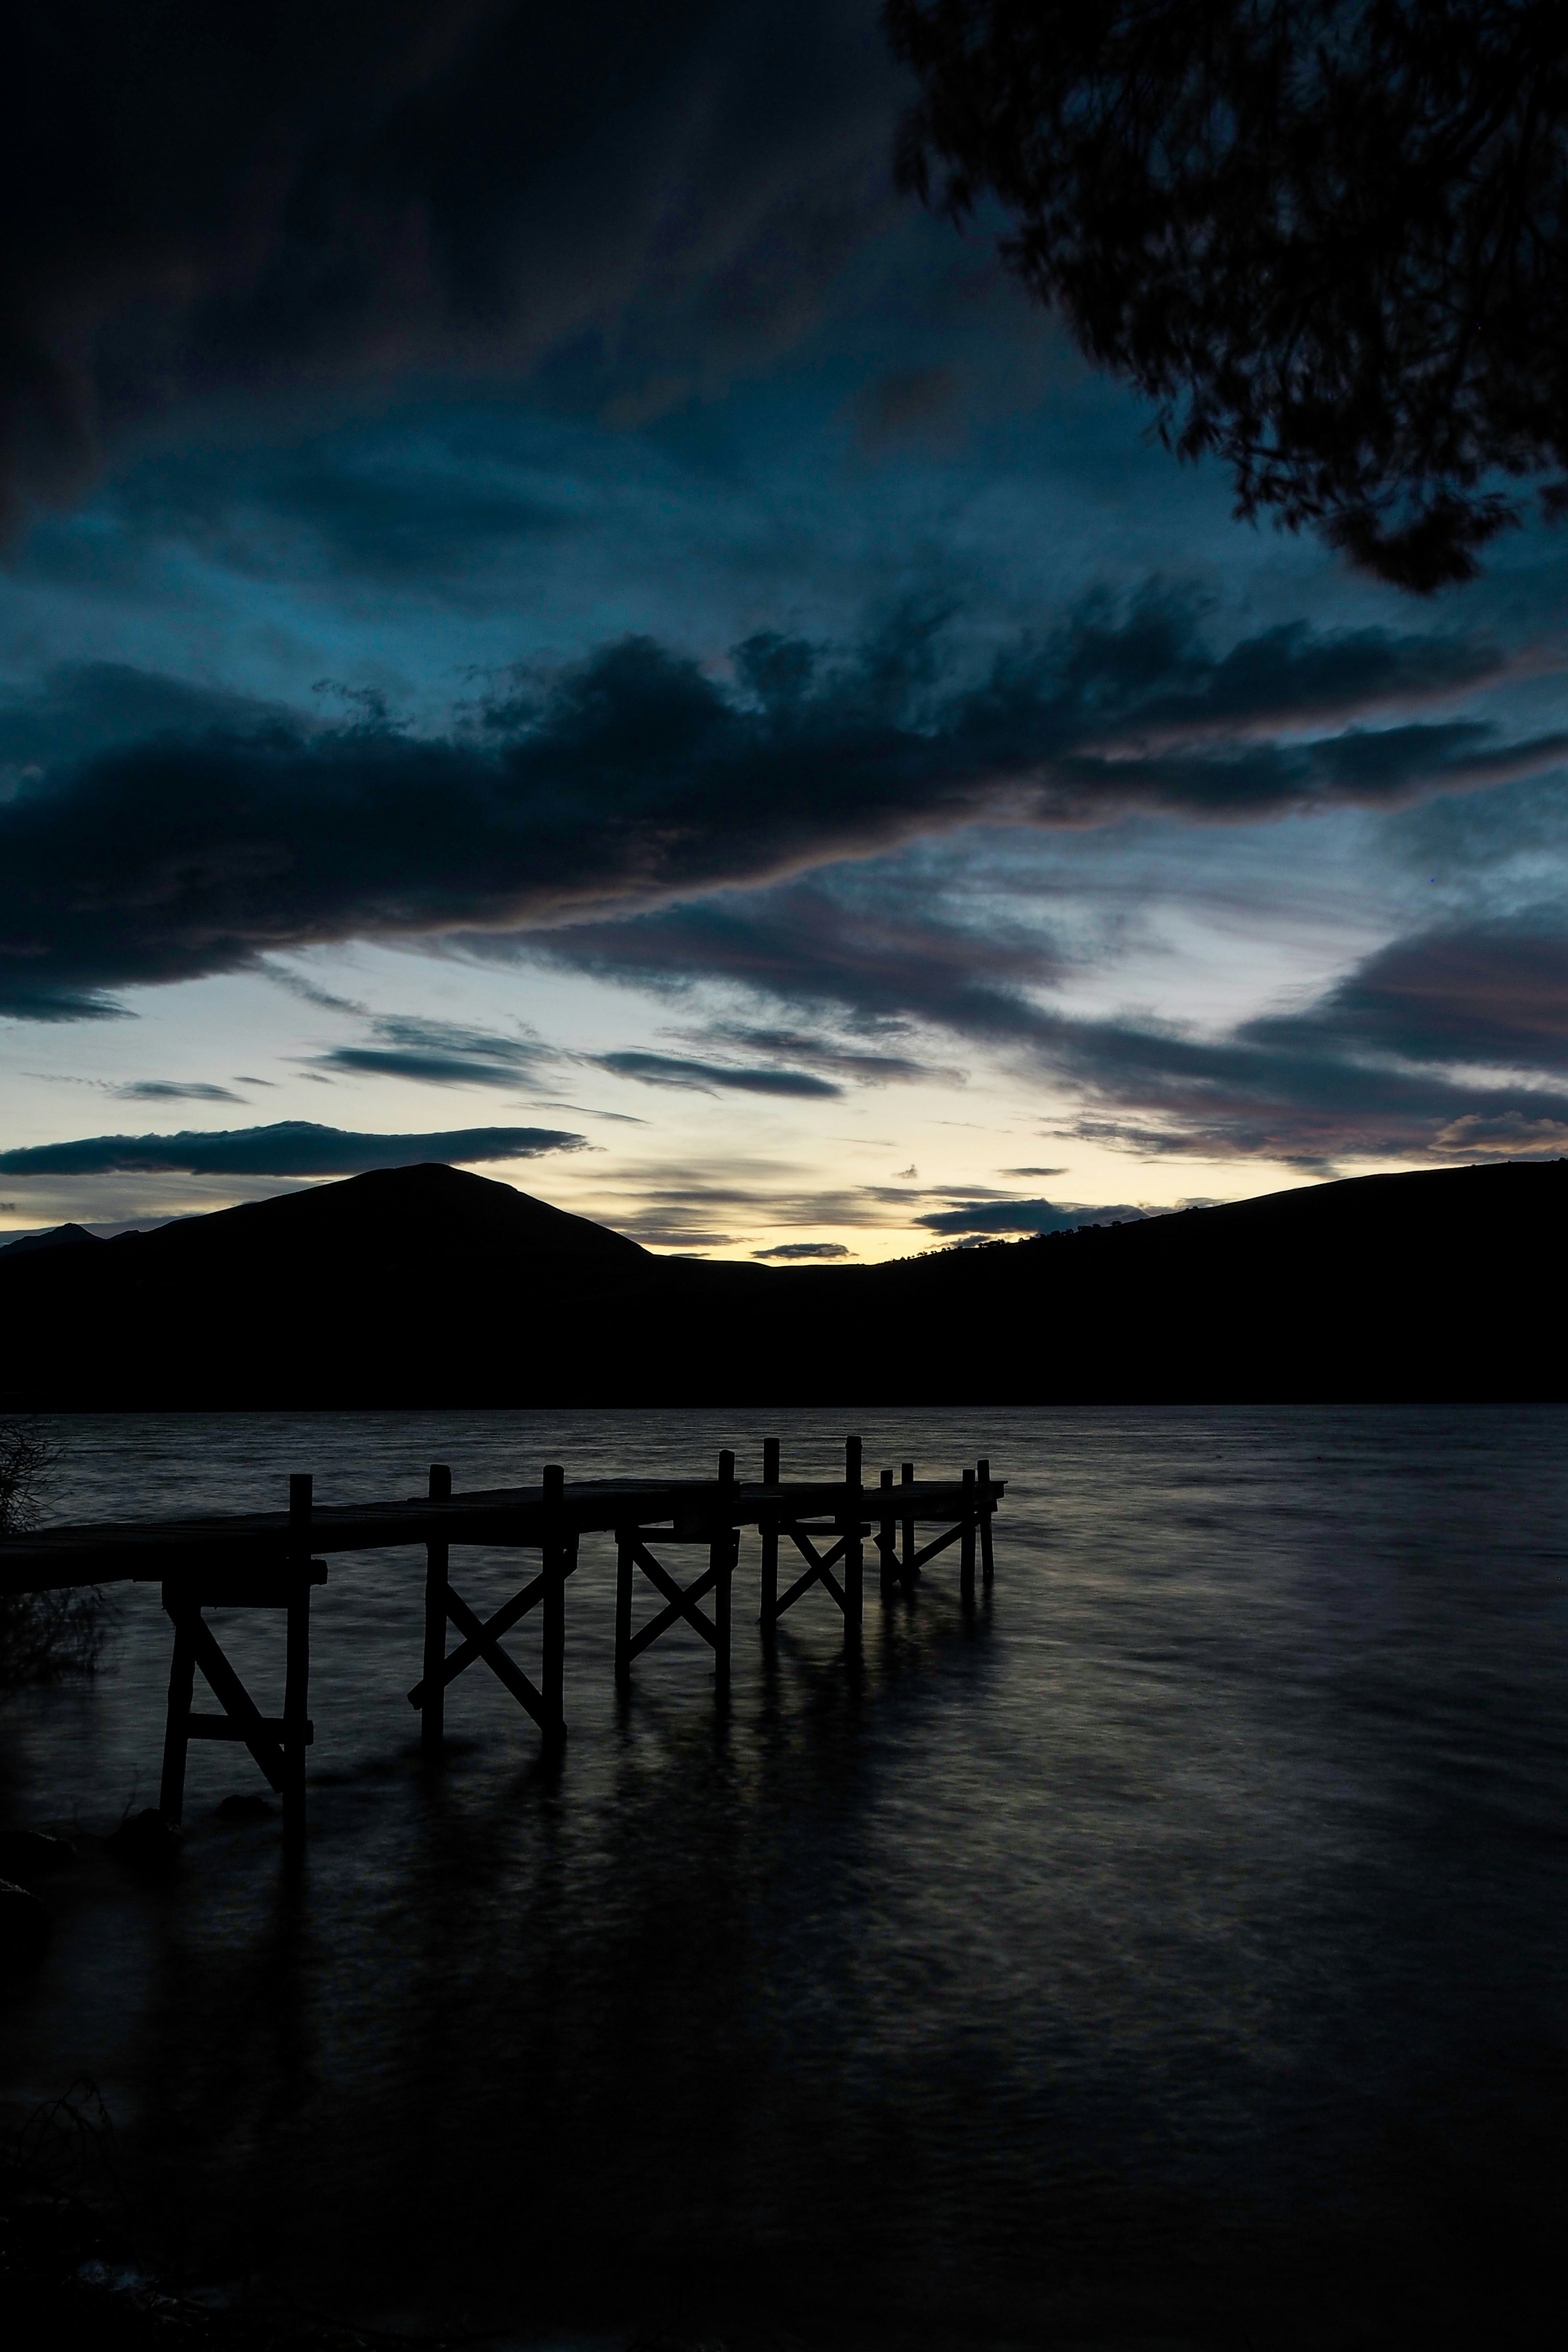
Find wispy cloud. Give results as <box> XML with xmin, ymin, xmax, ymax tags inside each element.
<box><xmin>590</xmin><ymin>1050</ymin><xmax>842</xmax><ymax>1099</ymax></box>
<box><xmin>111</xmin><ymin>1080</ymin><xmax>247</xmax><ymax>1102</ymax></box>
<box><xmin>914</xmin><ymin>1198</ymin><xmax>1147</xmax><ymax>1237</ymax></box>
<box><xmin>753</xmin><ymin>1239</ymin><xmax>854</xmax><ymax>1258</ymax></box>
<box><xmin>548</xmin><ymin>877</ymin><xmax>1568</xmax><ymax>1169</ymax></box>
<box><xmin>302</xmin><ymin>1015</ymin><xmax>557</xmax><ymax>1089</ymax></box>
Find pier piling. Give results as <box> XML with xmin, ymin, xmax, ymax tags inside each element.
<box><xmin>542</xmin><ymin>1463</ymin><xmax>568</xmax><ymax>1748</ymax></box>
<box><xmin>844</xmin><ymin>1435</ymin><xmax>864</xmax><ymax>1648</ymax></box>
<box><xmin>760</xmin><ymin>1435</ymin><xmax>780</xmax><ymax>1640</ymax></box>
<box><xmin>422</xmin><ymin>1463</ymin><xmax>451</xmax><ymax>1754</ymax></box>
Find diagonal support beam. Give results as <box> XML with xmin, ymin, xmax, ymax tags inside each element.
<box><xmin>627</xmin><ymin>1557</ymin><xmax>723</xmax><ymax>1660</ymax></box>
<box><xmin>631</xmin><ymin>1539</ymin><xmax>718</xmax><ymax>1648</ymax></box>
<box><xmin>407</xmin><ymin>1569</ymin><xmax>546</xmax><ymax>1709</ymax></box>
<box><xmin>184</xmin><ymin>1612</ymin><xmax>289</xmax><ymax>1791</ymax></box>
<box><xmin>911</xmin><ymin>1518</ymin><xmax>969</xmax><ymax>1574</ymax></box>
<box><xmin>440</xmin><ymin>1586</ymin><xmax>551</xmax><ymax>1732</ymax></box>
<box><xmin>774</xmin><ymin>1525</ymin><xmax>847</xmax><ymax>1619</ymax></box>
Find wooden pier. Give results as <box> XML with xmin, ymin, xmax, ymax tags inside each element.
<box><xmin>0</xmin><ymin>1439</ymin><xmax>1003</xmax><ymax>1842</ymax></box>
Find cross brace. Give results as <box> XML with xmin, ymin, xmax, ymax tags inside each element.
<box><xmin>408</xmin><ymin>1546</ymin><xmax>576</xmax><ymax>1741</ymax></box>
<box><xmin>616</xmin><ymin>1525</ymin><xmax>739</xmax><ymax>1703</ymax></box>
<box><xmin>767</xmin><ymin>1520</ymin><xmax>872</xmax><ymax>1621</ymax></box>
<box><xmin>158</xmin><ymin>1565</ymin><xmax>323</xmax><ymax>1831</ymax></box>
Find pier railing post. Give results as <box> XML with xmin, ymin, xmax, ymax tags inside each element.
<box><xmin>542</xmin><ymin>1463</ymin><xmax>567</xmax><ymax>1747</ymax></box>
<box><xmin>423</xmin><ymin>1464</ymin><xmax>451</xmax><ymax>1753</ymax></box>
<box><xmin>960</xmin><ymin>1466</ymin><xmax>976</xmax><ymax>1604</ymax></box>
<box><xmin>714</xmin><ymin>1449</ymin><xmax>736</xmax><ymax>1711</ymax></box>
<box><xmin>977</xmin><ymin>1456</ymin><xmax>995</xmax><ymax>1584</ymax></box>
<box><xmin>900</xmin><ymin>1462</ymin><xmax>916</xmax><ymax>1589</ymax></box>
<box><xmin>878</xmin><ymin>1467</ymin><xmax>895</xmax><ymax>1599</ymax></box>
<box><xmin>761</xmin><ymin>1435</ymin><xmax>780</xmax><ymax>1640</ymax></box>
<box><xmin>844</xmin><ymin>1435</ymin><xmax>863</xmax><ymax>1651</ymax></box>
<box><xmin>284</xmin><ymin>1474</ymin><xmax>313</xmax><ymax>1843</ymax></box>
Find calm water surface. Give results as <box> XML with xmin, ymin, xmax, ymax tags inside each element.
<box><xmin>3</xmin><ymin>1405</ymin><xmax>1566</xmax><ymax>2347</ymax></box>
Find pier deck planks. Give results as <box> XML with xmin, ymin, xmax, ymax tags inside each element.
<box><xmin>1</xmin><ymin>1475</ymin><xmax>1004</xmax><ymax>1595</ymax></box>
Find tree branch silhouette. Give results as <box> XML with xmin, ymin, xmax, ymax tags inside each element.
<box><xmin>885</xmin><ymin>0</ymin><xmax>1568</xmax><ymax>590</ymax></box>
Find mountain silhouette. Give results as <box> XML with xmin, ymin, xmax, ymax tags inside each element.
<box><xmin>0</xmin><ymin>1220</ymin><xmax>101</xmax><ymax>1258</ymax></box>
<box><xmin>0</xmin><ymin>1157</ymin><xmax>1561</xmax><ymax>1407</ymax></box>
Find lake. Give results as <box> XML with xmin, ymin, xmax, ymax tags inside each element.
<box><xmin>4</xmin><ymin>1404</ymin><xmax>1566</xmax><ymax>2348</ymax></box>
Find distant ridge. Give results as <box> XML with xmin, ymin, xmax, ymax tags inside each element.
<box><xmin>0</xmin><ymin>1221</ymin><xmax>101</xmax><ymax>1258</ymax></box>
<box><xmin>0</xmin><ymin>1158</ymin><xmax>1562</xmax><ymax>1406</ymax></box>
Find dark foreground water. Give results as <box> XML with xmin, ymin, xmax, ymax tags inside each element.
<box><xmin>3</xmin><ymin>1406</ymin><xmax>1567</xmax><ymax>2349</ymax></box>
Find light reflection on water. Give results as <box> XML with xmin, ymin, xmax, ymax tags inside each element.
<box><xmin>3</xmin><ymin>1404</ymin><xmax>1567</xmax><ymax>2345</ymax></box>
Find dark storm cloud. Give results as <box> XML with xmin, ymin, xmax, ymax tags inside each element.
<box><xmin>1</xmin><ymin>593</ymin><xmax>1559</xmax><ymax>1020</ymax></box>
<box><xmin>591</xmin><ymin>1051</ymin><xmax>841</xmax><ymax>1099</ymax></box>
<box><xmin>1</xmin><ymin>2</ymin><xmax>899</xmax><ymax>530</ymax></box>
<box><xmin>302</xmin><ymin>1015</ymin><xmax>556</xmax><ymax>1087</ymax></box>
<box><xmin>0</xmin><ymin>1120</ymin><xmax>586</xmax><ymax>1178</ymax></box>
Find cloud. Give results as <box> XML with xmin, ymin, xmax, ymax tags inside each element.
<box><xmin>2</xmin><ymin>592</ymin><xmax>1560</xmax><ymax>1020</ymax></box>
<box><xmin>590</xmin><ymin>1049</ymin><xmax>841</xmax><ymax>1098</ymax></box>
<box><xmin>111</xmin><ymin>1080</ymin><xmax>248</xmax><ymax>1102</ymax></box>
<box><xmin>264</xmin><ymin>967</ymin><xmax>370</xmax><ymax>1015</ymax></box>
<box><xmin>999</xmin><ymin>1165</ymin><xmax>1066</xmax><ymax>1176</ymax></box>
<box><xmin>1242</xmin><ymin>922</ymin><xmax>1568</xmax><ymax>1073</ymax></box>
<box><xmin>676</xmin><ymin>1020</ymin><xmax>958</xmax><ymax>1085</ymax></box>
<box><xmin>0</xmin><ymin>1119</ymin><xmax>586</xmax><ymax>1178</ymax></box>
<box><xmin>535</xmin><ymin>873</ymin><xmax>1058</xmax><ymax>1042</ymax></box>
<box><xmin>549</xmin><ymin>879</ymin><xmax>1568</xmax><ymax>1169</ymax></box>
<box><xmin>851</xmin><ymin>364</ymin><xmax>961</xmax><ymax>453</ymax></box>
<box><xmin>303</xmin><ymin>1014</ymin><xmax>556</xmax><ymax>1087</ymax></box>
<box><xmin>116</xmin><ymin>435</ymin><xmax>574</xmax><ymax>591</ymax></box>
<box><xmin>1</xmin><ymin>2</ymin><xmax>899</xmax><ymax>532</ymax></box>
<box><xmin>534</xmin><ymin>1100</ymin><xmax>649</xmax><ymax>1123</ymax></box>
<box><xmin>586</xmin><ymin>1167</ymin><xmax>919</xmax><ymax>1240</ymax></box>
<box><xmin>914</xmin><ymin>1198</ymin><xmax>1147</xmax><ymax>1236</ymax></box>
<box><xmin>753</xmin><ymin>1239</ymin><xmax>853</xmax><ymax>1257</ymax></box>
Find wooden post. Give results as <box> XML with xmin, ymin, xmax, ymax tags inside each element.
<box><xmin>977</xmin><ymin>1456</ymin><xmax>995</xmax><ymax>1583</ymax></box>
<box><xmin>423</xmin><ymin>1463</ymin><xmax>451</xmax><ymax>1752</ymax></box>
<box><xmin>960</xmin><ymin>1466</ymin><xmax>976</xmax><ymax>1604</ymax></box>
<box><xmin>159</xmin><ymin>1598</ymin><xmax>197</xmax><ymax>1823</ymax></box>
<box><xmin>714</xmin><ymin>1449</ymin><xmax>734</xmax><ymax>1710</ymax></box>
<box><xmin>542</xmin><ymin>1463</ymin><xmax>567</xmax><ymax>1745</ymax></box>
<box><xmin>900</xmin><ymin>1461</ymin><xmax>916</xmax><ymax>1588</ymax></box>
<box><xmin>879</xmin><ymin>1467</ymin><xmax>896</xmax><ymax>1598</ymax></box>
<box><xmin>844</xmin><ymin>1435</ymin><xmax>863</xmax><ymax>1649</ymax></box>
<box><xmin>284</xmin><ymin>1474</ymin><xmax>312</xmax><ymax>1843</ymax></box>
<box><xmin>761</xmin><ymin>1435</ymin><xmax>780</xmax><ymax>1639</ymax></box>
<box><xmin>615</xmin><ymin>1528</ymin><xmax>633</xmax><ymax>1687</ymax></box>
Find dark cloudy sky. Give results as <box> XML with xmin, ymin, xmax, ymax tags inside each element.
<box><xmin>5</xmin><ymin>0</ymin><xmax>1568</xmax><ymax>1257</ymax></box>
